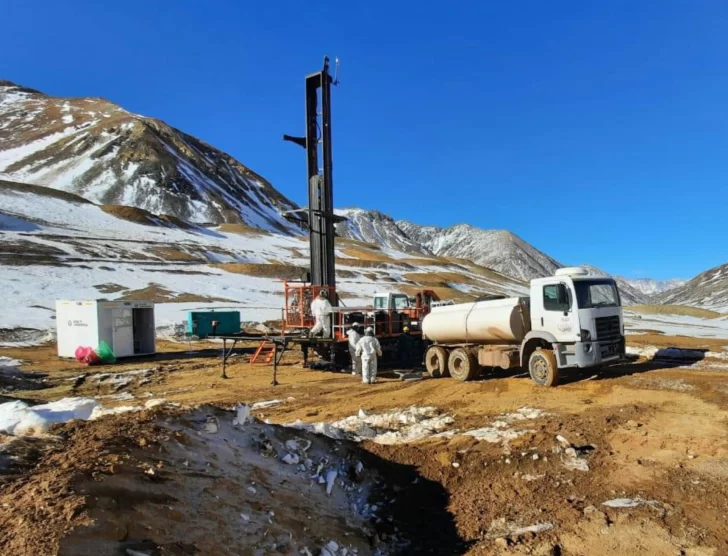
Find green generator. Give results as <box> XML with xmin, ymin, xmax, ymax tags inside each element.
<box><xmin>187</xmin><ymin>311</ymin><xmax>241</xmax><ymax>338</ymax></box>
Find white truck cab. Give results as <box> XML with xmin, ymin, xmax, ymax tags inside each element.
<box><xmin>525</xmin><ymin>267</ymin><xmax>625</xmax><ymax>381</ymax></box>
<box><xmin>373</xmin><ymin>292</ymin><xmax>411</xmax><ymax>311</ymax></box>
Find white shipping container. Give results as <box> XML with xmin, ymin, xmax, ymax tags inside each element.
<box><xmin>55</xmin><ymin>300</ymin><xmax>156</xmax><ymax>358</ymax></box>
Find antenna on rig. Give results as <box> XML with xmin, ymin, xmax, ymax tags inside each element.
<box><xmin>332</xmin><ymin>56</ymin><xmax>340</xmax><ymax>86</ymax></box>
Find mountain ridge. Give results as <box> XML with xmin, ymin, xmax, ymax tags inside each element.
<box><xmin>0</xmin><ymin>79</ymin><xmax>703</xmax><ymax>307</ymax></box>
<box><xmin>0</xmin><ymin>80</ymin><xmax>299</xmax><ymax>232</ymax></box>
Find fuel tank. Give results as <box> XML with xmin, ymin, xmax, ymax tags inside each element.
<box><xmin>422</xmin><ymin>297</ymin><xmax>530</xmax><ymax>344</ymax></box>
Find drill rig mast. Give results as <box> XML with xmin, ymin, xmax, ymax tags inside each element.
<box><xmin>284</xmin><ymin>56</ymin><xmax>341</xmax><ymax>300</ymax></box>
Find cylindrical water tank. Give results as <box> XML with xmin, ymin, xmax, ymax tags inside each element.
<box><xmin>422</xmin><ymin>297</ymin><xmax>530</xmax><ymax>344</ymax></box>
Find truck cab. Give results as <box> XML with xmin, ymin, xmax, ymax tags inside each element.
<box><xmin>526</xmin><ymin>267</ymin><xmax>625</xmax><ymax>380</ymax></box>
<box><xmin>373</xmin><ymin>292</ymin><xmax>411</xmax><ymax>312</ymax></box>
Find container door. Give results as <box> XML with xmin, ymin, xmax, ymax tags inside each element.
<box><xmin>112</xmin><ymin>308</ymin><xmax>134</xmax><ymax>357</ymax></box>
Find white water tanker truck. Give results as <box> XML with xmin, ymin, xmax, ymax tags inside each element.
<box><xmin>421</xmin><ymin>267</ymin><xmax>625</xmax><ymax>386</ymax></box>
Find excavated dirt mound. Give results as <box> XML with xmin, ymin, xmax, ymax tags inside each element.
<box><xmin>0</xmin><ymin>406</ymin><xmax>461</xmax><ymax>556</ymax></box>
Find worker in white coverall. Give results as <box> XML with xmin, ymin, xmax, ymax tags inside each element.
<box><xmin>346</xmin><ymin>324</ymin><xmax>363</xmax><ymax>376</ymax></box>
<box><xmin>309</xmin><ymin>290</ymin><xmax>333</xmax><ymax>338</ymax></box>
<box><xmin>355</xmin><ymin>327</ymin><xmax>382</xmax><ymax>384</ymax></box>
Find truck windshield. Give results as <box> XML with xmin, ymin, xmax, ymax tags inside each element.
<box><xmin>574</xmin><ymin>280</ymin><xmax>620</xmax><ymax>309</ymax></box>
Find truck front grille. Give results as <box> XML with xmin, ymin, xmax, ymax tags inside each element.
<box><xmin>595</xmin><ymin>316</ymin><xmax>621</xmax><ymax>342</ymax></box>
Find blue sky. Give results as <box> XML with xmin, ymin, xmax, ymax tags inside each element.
<box><xmin>2</xmin><ymin>1</ymin><xmax>727</xmax><ymax>280</ymax></box>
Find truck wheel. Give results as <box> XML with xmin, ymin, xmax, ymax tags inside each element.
<box><xmin>425</xmin><ymin>346</ymin><xmax>449</xmax><ymax>378</ymax></box>
<box><xmin>448</xmin><ymin>348</ymin><xmax>478</xmax><ymax>382</ymax></box>
<box><xmin>528</xmin><ymin>349</ymin><xmax>559</xmax><ymax>387</ymax></box>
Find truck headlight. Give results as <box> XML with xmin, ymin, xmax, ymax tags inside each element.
<box><xmin>580</xmin><ymin>329</ymin><xmax>591</xmax><ymax>341</ymax></box>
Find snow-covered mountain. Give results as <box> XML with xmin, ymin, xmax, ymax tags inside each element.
<box><xmin>0</xmin><ymin>81</ymin><xmax>299</xmax><ymax>232</ymax></box>
<box><xmin>578</xmin><ymin>265</ymin><xmax>647</xmax><ymax>306</ymax></box>
<box><xmin>396</xmin><ymin>221</ymin><xmax>561</xmax><ymax>282</ymax></box>
<box><xmin>0</xmin><ymin>78</ymin><xmax>694</xmax><ymax>311</ymax></box>
<box><xmin>620</xmin><ymin>278</ymin><xmax>686</xmax><ymax>296</ymax></box>
<box><xmin>0</xmin><ymin>179</ymin><xmax>530</xmax><ymax>337</ymax></box>
<box><xmin>653</xmin><ymin>262</ymin><xmax>728</xmax><ymax>312</ymax></box>
<box><xmin>334</xmin><ymin>208</ymin><xmax>431</xmax><ymax>255</ymax></box>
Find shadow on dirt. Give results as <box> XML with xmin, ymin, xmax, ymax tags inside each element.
<box><xmin>560</xmin><ymin>349</ymin><xmax>708</xmax><ymax>385</ymax></box>
<box><xmin>358</xmin><ymin>449</ymin><xmax>470</xmax><ymax>555</ymax></box>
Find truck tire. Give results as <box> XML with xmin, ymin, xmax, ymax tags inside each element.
<box><xmin>528</xmin><ymin>348</ymin><xmax>559</xmax><ymax>387</ymax></box>
<box><xmin>448</xmin><ymin>348</ymin><xmax>478</xmax><ymax>382</ymax></box>
<box><xmin>425</xmin><ymin>346</ymin><xmax>449</xmax><ymax>378</ymax></box>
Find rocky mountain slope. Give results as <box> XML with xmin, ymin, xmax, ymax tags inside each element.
<box><xmin>0</xmin><ymin>81</ymin><xmax>298</xmax><ymax>232</ymax></box>
<box><xmin>653</xmin><ymin>262</ymin><xmax>728</xmax><ymax>312</ymax></box>
<box><xmin>334</xmin><ymin>208</ymin><xmax>430</xmax><ymax>255</ymax></box>
<box><xmin>396</xmin><ymin>221</ymin><xmax>562</xmax><ymax>282</ymax></box>
<box><xmin>621</xmin><ymin>278</ymin><xmax>686</xmax><ymax>297</ymax></box>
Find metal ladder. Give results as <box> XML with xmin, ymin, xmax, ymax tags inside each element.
<box><xmin>250</xmin><ymin>341</ymin><xmax>276</xmax><ymax>365</ymax></box>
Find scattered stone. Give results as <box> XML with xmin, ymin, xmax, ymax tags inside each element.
<box><xmin>602</xmin><ymin>497</ymin><xmax>657</xmax><ymax>508</ymax></box>
<box><xmin>532</xmin><ymin>453</ymin><xmax>539</xmax><ymax>461</ymax></box>
<box><xmin>247</xmin><ymin>486</ymin><xmax>257</xmax><ymax>495</ymax></box>
<box><xmin>555</xmin><ymin>434</ymin><xmax>571</xmax><ymax>447</ymax></box>
<box><xmin>240</xmin><ymin>513</ymin><xmax>250</xmax><ymax>522</ymax></box>
<box><xmin>452</xmin><ymin>462</ymin><xmax>460</xmax><ymax>469</ymax></box>
<box><xmin>203</xmin><ymin>416</ymin><xmax>219</xmax><ymax>434</ymax></box>
<box><xmin>326</xmin><ymin>470</ymin><xmax>338</xmax><ymax>495</ymax></box>
<box><xmin>233</xmin><ymin>404</ymin><xmax>251</xmax><ymax>426</ymax></box>
<box><xmin>495</xmin><ymin>537</ymin><xmax>509</xmax><ymax>548</ymax></box>
<box><xmin>282</xmin><ymin>453</ymin><xmax>300</xmax><ymax>465</ymax></box>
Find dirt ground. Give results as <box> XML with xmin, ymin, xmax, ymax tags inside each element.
<box><xmin>2</xmin><ymin>334</ymin><xmax>728</xmax><ymax>555</ymax></box>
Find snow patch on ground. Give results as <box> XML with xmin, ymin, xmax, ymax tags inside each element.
<box><xmin>288</xmin><ymin>406</ymin><xmax>455</xmax><ymax>445</ymax></box>
<box><xmin>462</xmin><ymin>407</ymin><xmax>546</xmax><ymax>445</ymax></box>
<box><xmin>625</xmin><ymin>311</ymin><xmax>728</xmax><ymax>339</ymax></box>
<box><xmin>0</xmin><ymin>396</ymin><xmax>167</xmax><ymax>436</ymax></box>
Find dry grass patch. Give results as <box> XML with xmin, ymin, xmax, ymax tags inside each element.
<box><xmin>336</xmin><ymin>237</ymin><xmax>382</xmax><ymax>251</ymax></box>
<box><xmin>116</xmin><ymin>284</ymin><xmax>235</xmax><ymax>303</ymax></box>
<box><xmin>213</xmin><ymin>263</ymin><xmax>307</xmax><ymax>280</ymax></box>
<box><xmin>101</xmin><ymin>205</ymin><xmax>160</xmax><ymax>225</ymax></box>
<box><xmin>627</xmin><ymin>333</ymin><xmax>728</xmax><ymax>352</ymax></box>
<box><xmin>0</xmin><ymin>179</ymin><xmax>92</xmax><ymax>205</ymax></box>
<box><xmin>340</xmin><ymin>247</ymin><xmax>398</xmax><ymax>263</ymax></box>
<box><xmin>101</xmin><ymin>205</ymin><xmax>195</xmax><ymax>230</ymax></box>
<box><xmin>217</xmin><ymin>223</ymin><xmax>270</xmax><ymax>237</ymax></box>
<box><xmin>93</xmin><ymin>283</ymin><xmax>128</xmax><ymax>294</ymax></box>
<box><xmin>630</xmin><ymin>305</ymin><xmax>723</xmax><ymax>319</ymax></box>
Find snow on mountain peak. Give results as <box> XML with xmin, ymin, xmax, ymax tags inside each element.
<box><xmin>0</xmin><ymin>80</ymin><xmax>299</xmax><ymax>233</ymax></box>
<box><xmin>335</xmin><ymin>208</ymin><xmax>431</xmax><ymax>255</ymax></box>
<box><xmin>397</xmin><ymin>220</ymin><xmax>560</xmax><ymax>282</ymax></box>
<box><xmin>620</xmin><ymin>278</ymin><xmax>686</xmax><ymax>296</ymax></box>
